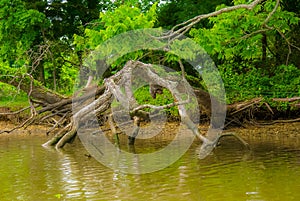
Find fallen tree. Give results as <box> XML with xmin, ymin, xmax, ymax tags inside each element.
<box><xmin>1</xmin><ymin>59</ymin><xmax>298</xmax><ymax>156</ymax></box>
<box><xmin>0</xmin><ymin>59</ymin><xmax>252</xmax><ymax>160</ymax></box>
<box><xmin>0</xmin><ymin>60</ymin><xmax>223</xmax><ymax>141</ymax></box>
<box><xmin>1</xmin><ymin>0</ymin><xmax>300</xmax><ymax>159</ymax></box>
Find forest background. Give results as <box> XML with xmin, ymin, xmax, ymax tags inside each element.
<box><xmin>0</xmin><ymin>0</ymin><xmax>299</xmax><ymax>121</ymax></box>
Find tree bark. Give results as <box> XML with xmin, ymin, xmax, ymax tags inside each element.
<box><xmin>1</xmin><ymin>60</ymin><xmax>299</xmax><ymax>150</ymax></box>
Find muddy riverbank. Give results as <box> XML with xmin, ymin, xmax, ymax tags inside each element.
<box><xmin>0</xmin><ymin>121</ymin><xmax>299</xmax><ymax>201</ymax></box>
<box><xmin>1</xmin><ymin>120</ymin><xmax>299</xmax><ymax>140</ymax></box>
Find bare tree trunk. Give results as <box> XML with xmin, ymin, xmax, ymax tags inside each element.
<box><xmin>262</xmin><ymin>33</ymin><xmax>267</xmax><ymax>63</ymax></box>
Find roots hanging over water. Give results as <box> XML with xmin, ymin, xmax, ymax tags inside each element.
<box><xmin>1</xmin><ymin>60</ymin><xmax>212</xmax><ymax>149</ymax></box>
<box><xmin>1</xmin><ymin>60</ymin><xmax>299</xmax><ymax>156</ymax></box>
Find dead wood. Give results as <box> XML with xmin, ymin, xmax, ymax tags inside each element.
<box><xmin>272</xmin><ymin>97</ymin><xmax>300</xmax><ymax>102</ymax></box>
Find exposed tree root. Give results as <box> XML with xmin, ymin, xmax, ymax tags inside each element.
<box><xmin>253</xmin><ymin>117</ymin><xmax>300</xmax><ymax>125</ymax></box>
<box><xmin>1</xmin><ymin>60</ymin><xmax>299</xmax><ymax>160</ymax></box>
<box><xmin>1</xmin><ymin>61</ymin><xmax>215</xmax><ymax>149</ymax></box>
<box><xmin>0</xmin><ymin>61</ymin><xmax>300</xmax><ymax>152</ymax></box>
<box><xmin>0</xmin><ymin>0</ymin><xmax>299</xmax><ymax>162</ymax></box>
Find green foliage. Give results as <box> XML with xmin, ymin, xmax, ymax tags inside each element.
<box><xmin>43</xmin><ymin>60</ymin><xmax>79</xmax><ymax>94</ymax></box>
<box><xmin>221</xmin><ymin>64</ymin><xmax>300</xmax><ymax>103</ymax></box>
<box><xmin>167</xmin><ymin>38</ymin><xmax>200</xmax><ymax>61</ymax></box>
<box><xmin>58</xmin><ymin>64</ymin><xmax>78</xmax><ymax>94</ymax></box>
<box><xmin>157</xmin><ymin>0</ymin><xmax>233</xmax><ymax>29</ymax></box>
<box><xmin>190</xmin><ymin>0</ymin><xmax>300</xmax><ymax>63</ymax></box>
<box><xmin>0</xmin><ymin>0</ymin><xmax>112</xmax><ymax>94</ymax></box>
<box><xmin>1</xmin><ymin>0</ymin><xmax>300</xmax><ymax>115</ymax></box>
<box><xmin>0</xmin><ymin>0</ymin><xmax>49</xmax><ymax>65</ymax></box>
<box><xmin>0</xmin><ymin>83</ymin><xmax>28</xmax><ymax>108</ymax></box>
<box><xmin>134</xmin><ymin>86</ymin><xmax>179</xmax><ymax>117</ymax></box>
<box><xmin>0</xmin><ymin>61</ymin><xmax>27</xmax><ymax>75</ymax></box>
<box><xmin>74</xmin><ymin>3</ymin><xmax>158</xmax><ymax>70</ymax></box>
<box><xmin>186</xmin><ymin>0</ymin><xmax>300</xmax><ymax>111</ymax></box>
<box><xmin>75</xmin><ymin>4</ymin><xmax>157</xmax><ymax>50</ymax></box>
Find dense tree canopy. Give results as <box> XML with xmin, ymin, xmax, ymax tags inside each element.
<box><xmin>0</xmin><ymin>0</ymin><xmax>299</xmax><ymax>99</ymax></box>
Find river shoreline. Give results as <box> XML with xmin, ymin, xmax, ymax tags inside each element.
<box><xmin>1</xmin><ymin>120</ymin><xmax>299</xmax><ymax>139</ymax></box>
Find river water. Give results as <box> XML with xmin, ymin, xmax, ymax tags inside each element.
<box><xmin>0</xmin><ymin>122</ymin><xmax>299</xmax><ymax>201</ymax></box>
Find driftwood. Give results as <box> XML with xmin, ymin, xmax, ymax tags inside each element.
<box><xmin>1</xmin><ymin>0</ymin><xmax>298</xmax><ymax>160</ymax></box>
<box><xmin>1</xmin><ymin>62</ymin><xmax>299</xmax><ymax>140</ymax></box>
<box><xmin>0</xmin><ymin>61</ymin><xmax>206</xmax><ymax>144</ymax></box>
<box><xmin>0</xmin><ymin>61</ymin><xmax>228</xmax><ymax>158</ymax></box>
<box><xmin>272</xmin><ymin>97</ymin><xmax>300</xmax><ymax>102</ymax></box>
<box><xmin>272</xmin><ymin>97</ymin><xmax>300</xmax><ymax>108</ymax></box>
<box><xmin>225</xmin><ymin>96</ymin><xmax>300</xmax><ymax>126</ymax></box>
<box><xmin>1</xmin><ymin>68</ymin><xmax>298</xmax><ymax>138</ymax></box>
<box><xmin>0</xmin><ymin>60</ymin><xmax>298</xmax><ymax>162</ymax></box>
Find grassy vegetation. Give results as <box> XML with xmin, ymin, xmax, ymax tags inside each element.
<box><xmin>221</xmin><ymin>64</ymin><xmax>300</xmax><ymax>104</ymax></box>
<box><xmin>134</xmin><ymin>86</ymin><xmax>179</xmax><ymax>117</ymax></box>
<box><xmin>0</xmin><ymin>83</ymin><xmax>29</xmax><ymax>109</ymax></box>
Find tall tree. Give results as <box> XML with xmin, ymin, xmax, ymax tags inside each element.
<box><xmin>0</xmin><ymin>0</ymin><xmax>49</xmax><ymax>65</ymax></box>
<box><xmin>189</xmin><ymin>0</ymin><xmax>300</xmax><ymax>68</ymax></box>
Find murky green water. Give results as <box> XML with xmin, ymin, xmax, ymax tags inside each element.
<box><xmin>0</xmin><ymin>123</ymin><xmax>299</xmax><ymax>201</ymax></box>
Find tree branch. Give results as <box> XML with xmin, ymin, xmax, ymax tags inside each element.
<box><xmin>162</xmin><ymin>0</ymin><xmax>264</xmax><ymax>39</ymax></box>
<box><xmin>263</xmin><ymin>0</ymin><xmax>280</xmax><ymax>26</ymax></box>
<box><xmin>131</xmin><ymin>99</ymin><xmax>190</xmax><ymax>114</ymax></box>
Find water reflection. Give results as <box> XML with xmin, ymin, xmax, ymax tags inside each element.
<box><xmin>0</xmin><ymin>123</ymin><xmax>299</xmax><ymax>200</ymax></box>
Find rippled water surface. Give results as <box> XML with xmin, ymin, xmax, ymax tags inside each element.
<box><xmin>0</xmin><ymin>123</ymin><xmax>299</xmax><ymax>201</ymax></box>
